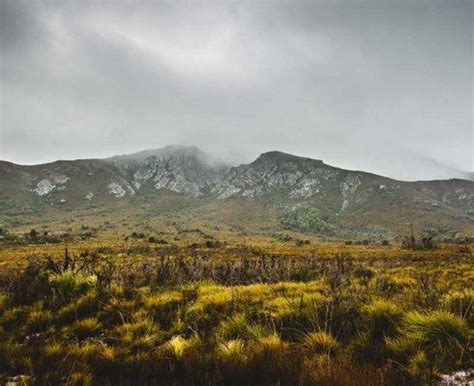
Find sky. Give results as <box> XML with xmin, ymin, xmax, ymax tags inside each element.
<box><xmin>0</xmin><ymin>0</ymin><xmax>472</xmax><ymax>181</ymax></box>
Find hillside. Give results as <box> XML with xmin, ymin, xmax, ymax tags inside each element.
<box><xmin>0</xmin><ymin>145</ymin><xmax>472</xmax><ymax>239</ymax></box>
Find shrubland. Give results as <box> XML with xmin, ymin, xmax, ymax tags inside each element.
<box><xmin>0</xmin><ymin>239</ymin><xmax>472</xmax><ymax>385</ymax></box>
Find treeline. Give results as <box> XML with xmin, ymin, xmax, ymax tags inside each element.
<box><xmin>0</xmin><ymin>225</ymin><xmax>99</xmax><ymax>245</ymax></box>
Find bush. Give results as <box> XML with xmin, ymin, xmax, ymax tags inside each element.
<box><xmin>402</xmin><ymin>233</ymin><xmax>437</xmax><ymax>250</ymax></box>
<box><xmin>279</xmin><ymin>207</ymin><xmax>337</xmax><ymax>235</ymax></box>
<box><xmin>148</xmin><ymin>236</ymin><xmax>167</xmax><ymax>244</ymax></box>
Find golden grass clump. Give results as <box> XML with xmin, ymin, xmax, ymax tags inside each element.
<box><xmin>388</xmin><ymin>310</ymin><xmax>472</xmax><ymax>374</ymax></box>
<box><xmin>49</xmin><ymin>271</ymin><xmax>97</xmax><ymax>296</ymax></box>
<box><xmin>188</xmin><ymin>287</ymin><xmax>233</xmax><ymax>315</ymax></box>
<box><xmin>303</xmin><ymin>331</ymin><xmax>339</xmax><ymax>357</ymax></box>
<box><xmin>143</xmin><ymin>291</ymin><xmax>183</xmax><ymax>311</ymax></box>
<box><xmin>114</xmin><ymin>319</ymin><xmax>162</xmax><ymax>353</ymax></box>
<box><xmin>69</xmin><ymin>341</ymin><xmax>117</xmax><ymax>377</ymax></box>
<box><xmin>217</xmin><ymin>339</ymin><xmax>247</xmax><ymax>365</ymax></box>
<box><xmin>163</xmin><ymin>335</ymin><xmax>200</xmax><ymax>361</ymax></box>
<box><xmin>56</xmin><ymin>290</ymin><xmax>99</xmax><ymax>325</ymax></box>
<box><xmin>265</xmin><ymin>296</ymin><xmax>306</xmax><ymax>324</ymax></box>
<box><xmin>101</xmin><ymin>297</ymin><xmax>138</xmax><ymax>326</ymax></box>
<box><xmin>363</xmin><ymin>299</ymin><xmax>403</xmax><ymax>341</ymax></box>
<box><xmin>216</xmin><ymin>313</ymin><xmax>266</xmax><ymax>341</ymax></box>
<box><xmin>69</xmin><ymin>317</ymin><xmax>102</xmax><ymax>339</ymax></box>
<box><xmin>186</xmin><ymin>287</ymin><xmax>234</xmax><ymax>331</ymax></box>
<box><xmin>0</xmin><ymin>307</ymin><xmax>28</xmax><ymax>331</ymax></box>
<box><xmin>115</xmin><ymin>318</ymin><xmax>159</xmax><ymax>339</ymax></box>
<box><xmin>0</xmin><ymin>294</ymin><xmax>7</xmax><ymax>313</ymax></box>
<box><xmin>68</xmin><ymin>371</ymin><xmax>94</xmax><ymax>386</ymax></box>
<box><xmin>404</xmin><ymin>311</ymin><xmax>470</xmax><ymax>364</ymax></box>
<box><xmin>38</xmin><ymin>340</ymin><xmax>69</xmax><ymax>377</ymax></box>
<box><xmin>443</xmin><ymin>289</ymin><xmax>473</xmax><ymax>326</ymax></box>
<box><xmin>143</xmin><ymin>291</ymin><xmax>183</xmax><ymax>327</ymax></box>
<box><xmin>253</xmin><ymin>334</ymin><xmax>289</xmax><ymax>361</ymax></box>
<box><xmin>0</xmin><ymin>338</ymin><xmax>27</xmax><ymax>374</ymax></box>
<box><xmin>25</xmin><ymin>309</ymin><xmax>52</xmax><ymax>333</ymax></box>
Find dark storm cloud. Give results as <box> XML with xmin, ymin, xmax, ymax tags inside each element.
<box><xmin>0</xmin><ymin>0</ymin><xmax>472</xmax><ymax>180</ymax></box>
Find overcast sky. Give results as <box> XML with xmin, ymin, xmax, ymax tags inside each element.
<box><xmin>0</xmin><ymin>0</ymin><xmax>472</xmax><ymax>180</ymax></box>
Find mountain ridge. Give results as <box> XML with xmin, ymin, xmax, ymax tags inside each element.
<box><xmin>0</xmin><ymin>145</ymin><xmax>472</xmax><ymax>238</ymax></box>
<box><xmin>4</xmin><ymin>148</ymin><xmax>470</xmax><ymax>183</ymax></box>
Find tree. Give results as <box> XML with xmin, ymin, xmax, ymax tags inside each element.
<box><xmin>29</xmin><ymin>228</ymin><xmax>38</xmax><ymax>240</ymax></box>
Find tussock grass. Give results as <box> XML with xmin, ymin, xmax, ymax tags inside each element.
<box><xmin>216</xmin><ymin>313</ymin><xmax>267</xmax><ymax>341</ymax></box>
<box><xmin>443</xmin><ymin>289</ymin><xmax>473</xmax><ymax>326</ymax></box>
<box><xmin>217</xmin><ymin>339</ymin><xmax>248</xmax><ymax>368</ymax></box>
<box><xmin>143</xmin><ymin>291</ymin><xmax>183</xmax><ymax>327</ymax></box>
<box><xmin>0</xmin><ymin>243</ymin><xmax>472</xmax><ymax>385</ymax></box>
<box><xmin>69</xmin><ymin>317</ymin><xmax>102</xmax><ymax>340</ymax></box>
<box><xmin>303</xmin><ymin>331</ymin><xmax>339</xmax><ymax>357</ymax></box>
<box><xmin>25</xmin><ymin>309</ymin><xmax>52</xmax><ymax>333</ymax></box>
<box><xmin>401</xmin><ymin>311</ymin><xmax>471</xmax><ymax>370</ymax></box>
<box><xmin>162</xmin><ymin>335</ymin><xmax>200</xmax><ymax>361</ymax></box>
<box><xmin>56</xmin><ymin>290</ymin><xmax>100</xmax><ymax>325</ymax></box>
<box><xmin>364</xmin><ymin>299</ymin><xmax>403</xmax><ymax>341</ymax></box>
<box><xmin>49</xmin><ymin>271</ymin><xmax>97</xmax><ymax>300</ymax></box>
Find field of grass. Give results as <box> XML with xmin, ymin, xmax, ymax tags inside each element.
<box><xmin>0</xmin><ymin>237</ymin><xmax>472</xmax><ymax>385</ymax></box>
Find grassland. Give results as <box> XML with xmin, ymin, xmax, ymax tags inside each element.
<box><xmin>0</xmin><ymin>236</ymin><xmax>472</xmax><ymax>385</ymax></box>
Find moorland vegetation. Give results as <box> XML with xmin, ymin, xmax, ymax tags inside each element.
<box><xmin>0</xmin><ymin>238</ymin><xmax>472</xmax><ymax>385</ymax></box>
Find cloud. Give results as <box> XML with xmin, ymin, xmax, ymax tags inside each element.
<box><xmin>0</xmin><ymin>0</ymin><xmax>472</xmax><ymax>180</ymax></box>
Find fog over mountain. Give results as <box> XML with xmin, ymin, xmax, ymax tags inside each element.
<box><xmin>0</xmin><ymin>0</ymin><xmax>472</xmax><ymax>180</ymax></box>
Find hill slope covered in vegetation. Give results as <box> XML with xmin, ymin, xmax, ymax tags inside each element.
<box><xmin>1</xmin><ymin>145</ymin><xmax>472</xmax><ymax>239</ymax></box>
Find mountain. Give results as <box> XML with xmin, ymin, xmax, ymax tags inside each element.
<box><xmin>0</xmin><ymin>145</ymin><xmax>472</xmax><ymax>239</ymax></box>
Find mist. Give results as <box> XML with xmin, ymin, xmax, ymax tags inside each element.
<box><xmin>0</xmin><ymin>0</ymin><xmax>472</xmax><ymax>180</ymax></box>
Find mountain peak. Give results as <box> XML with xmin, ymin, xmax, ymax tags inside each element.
<box><xmin>108</xmin><ymin>145</ymin><xmax>228</xmax><ymax>169</ymax></box>
<box><xmin>109</xmin><ymin>144</ymin><xmax>200</xmax><ymax>161</ymax></box>
<box><xmin>155</xmin><ymin>145</ymin><xmax>204</xmax><ymax>157</ymax></box>
<box><xmin>255</xmin><ymin>150</ymin><xmax>323</xmax><ymax>165</ymax></box>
